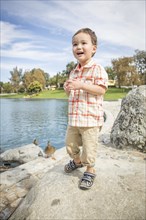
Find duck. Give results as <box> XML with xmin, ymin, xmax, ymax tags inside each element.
<box><xmin>33</xmin><ymin>139</ymin><xmax>39</xmax><ymax>146</ymax></box>
<box><xmin>44</xmin><ymin>141</ymin><xmax>56</xmax><ymax>160</ymax></box>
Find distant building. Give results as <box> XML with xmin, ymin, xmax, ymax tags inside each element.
<box><xmin>50</xmin><ymin>85</ymin><xmax>56</xmax><ymax>91</ymax></box>
<box><xmin>108</xmin><ymin>80</ymin><xmax>116</xmax><ymax>87</ymax></box>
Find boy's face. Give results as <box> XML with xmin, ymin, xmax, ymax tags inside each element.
<box><xmin>72</xmin><ymin>32</ymin><xmax>96</xmax><ymax>66</ymax></box>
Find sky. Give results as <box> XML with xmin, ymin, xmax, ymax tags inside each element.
<box><xmin>1</xmin><ymin>0</ymin><xmax>145</xmax><ymax>82</ymax></box>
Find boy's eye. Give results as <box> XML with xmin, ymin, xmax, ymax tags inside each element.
<box><xmin>73</xmin><ymin>43</ymin><xmax>77</xmax><ymax>47</ymax></box>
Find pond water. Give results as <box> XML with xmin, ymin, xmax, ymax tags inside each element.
<box><xmin>0</xmin><ymin>99</ymin><xmax>68</xmax><ymax>151</ymax></box>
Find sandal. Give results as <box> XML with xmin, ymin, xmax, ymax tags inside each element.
<box><xmin>64</xmin><ymin>160</ymin><xmax>83</xmax><ymax>173</ymax></box>
<box><xmin>80</xmin><ymin>172</ymin><xmax>96</xmax><ymax>190</ymax></box>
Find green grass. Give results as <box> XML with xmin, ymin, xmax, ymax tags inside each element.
<box><xmin>104</xmin><ymin>87</ymin><xmax>131</xmax><ymax>101</ymax></box>
<box><xmin>0</xmin><ymin>87</ymin><xmax>131</xmax><ymax>101</ymax></box>
<box><xmin>0</xmin><ymin>93</ymin><xmax>24</xmax><ymax>98</ymax></box>
<box><xmin>36</xmin><ymin>89</ymin><xmax>68</xmax><ymax>99</ymax></box>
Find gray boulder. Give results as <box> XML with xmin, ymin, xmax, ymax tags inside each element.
<box><xmin>0</xmin><ymin>144</ymin><xmax>44</xmax><ymax>164</ymax></box>
<box><xmin>110</xmin><ymin>85</ymin><xmax>146</xmax><ymax>152</ymax></box>
<box><xmin>9</xmin><ymin>145</ymin><xmax>145</xmax><ymax>220</ymax></box>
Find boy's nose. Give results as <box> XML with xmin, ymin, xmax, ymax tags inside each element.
<box><xmin>77</xmin><ymin>44</ymin><xmax>82</xmax><ymax>49</ymax></box>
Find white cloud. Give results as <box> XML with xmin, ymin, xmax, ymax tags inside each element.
<box><xmin>1</xmin><ymin>21</ymin><xmax>34</xmax><ymax>46</ymax></box>
<box><xmin>1</xmin><ymin>21</ymin><xmax>73</xmax><ymax>62</ymax></box>
<box><xmin>1</xmin><ymin>1</ymin><xmax>145</xmax><ymax>49</ymax></box>
<box><xmin>61</xmin><ymin>0</ymin><xmax>145</xmax><ymax>50</ymax></box>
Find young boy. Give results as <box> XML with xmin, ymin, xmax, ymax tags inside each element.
<box><xmin>64</xmin><ymin>28</ymin><xmax>108</xmax><ymax>190</ymax></box>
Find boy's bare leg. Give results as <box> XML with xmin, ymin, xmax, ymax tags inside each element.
<box><xmin>74</xmin><ymin>157</ymin><xmax>81</xmax><ymax>165</ymax></box>
<box><xmin>74</xmin><ymin>159</ymin><xmax>96</xmax><ymax>174</ymax></box>
<box><xmin>86</xmin><ymin>166</ymin><xmax>95</xmax><ymax>174</ymax></box>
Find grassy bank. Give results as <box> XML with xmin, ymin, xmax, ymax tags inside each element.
<box><xmin>104</xmin><ymin>87</ymin><xmax>131</xmax><ymax>100</ymax></box>
<box><xmin>0</xmin><ymin>87</ymin><xmax>131</xmax><ymax>101</ymax></box>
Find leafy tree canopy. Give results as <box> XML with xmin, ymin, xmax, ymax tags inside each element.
<box><xmin>112</xmin><ymin>56</ymin><xmax>139</xmax><ymax>87</ymax></box>
<box><xmin>27</xmin><ymin>80</ymin><xmax>42</xmax><ymax>94</ymax></box>
<box><xmin>134</xmin><ymin>50</ymin><xmax>146</xmax><ymax>74</ymax></box>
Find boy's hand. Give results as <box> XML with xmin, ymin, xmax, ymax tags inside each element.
<box><xmin>64</xmin><ymin>79</ymin><xmax>105</xmax><ymax>95</ymax></box>
<box><xmin>66</xmin><ymin>79</ymin><xmax>84</xmax><ymax>90</ymax></box>
<box><xmin>63</xmin><ymin>81</ymin><xmax>71</xmax><ymax>93</ymax></box>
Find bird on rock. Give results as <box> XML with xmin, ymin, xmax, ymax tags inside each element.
<box><xmin>44</xmin><ymin>141</ymin><xmax>56</xmax><ymax>160</ymax></box>
<box><xmin>33</xmin><ymin>139</ymin><xmax>38</xmax><ymax>146</ymax></box>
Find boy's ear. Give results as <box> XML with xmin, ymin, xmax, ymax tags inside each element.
<box><xmin>93</xmin><ymin>45</ymin><xmax>97</xmax><ymax>53</ymax></box>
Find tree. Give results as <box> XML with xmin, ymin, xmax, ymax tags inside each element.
<box><xmin>18</xmin><ymin>84</ymin><xmax>26</xmax><ymax>93</ymax></box>
<box><xmin>49</xmin><ymin>75</ymin><xmax>58</xmax><ymax>86</ymax></box>
<box><xmin>27</xmin><ymin>81</ymin><xmax>42</xmax><ymax>94</ymax></box>
<box><xmin>66</xmin><ymin>61</ymin><xmax>77</xmax><ymax>76</ymax></box>
<box><xmin>112</xmin><ymin>57</ymin><xmax>138</xmax><ymax>87</ymax></box>
<box><xmin>133</xmin><ymin>50</ymin><xmax>146</xmax><ymax>84</ymax></box>
<box><xmin>105</xmin><ymin>66</ymin><xmax>115</xmax><ymax>80</ymax></box>
<box><xmin>22</xmin><ymin>68</ymin><xmax>47</xmax><ymax>92</ymax></box>
<box><xmin>56</xmin><ymin>72</ymin><xmax>66</xmax><ymax>87</ymax></box>
<box><xmin>31</xmin><ymin>68</ymin><xmax>46</xmax><ymax>88</ymax></box>
<box><xmin>134</xmin><ymin>50</ymin><xmax>146</xmax><ymax>74</ymax></box>
<box><xmin>0</xmin><ymin>81</ymin><xmax>4</xmax><ymax>93</ymax></box>
<box><xmin>22</xmin><ymin>70</ymin><xmax>32</xmax><ymax>90</ymax></box>
<box><xmin>9</xmin><ymin>67</ymin><xmax>23</xmax><ymax>92</ymax></box>
<box><xmin>44</xmin><ymin>72</ymin><xmax>50</xmax><ymax>86</ymax></box>
<box><xmin>3</xmin><ymin>82</ymin><xmax>13</xmax><ymax>93</ymax></box>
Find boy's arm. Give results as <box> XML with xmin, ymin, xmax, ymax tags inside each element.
<box><xmin>66</xmin><ymin>79</ymin><xmax>106</xmax><ymax>96</ymax></box>
<box><xmin>82</xmin><ymin>83</ymin><xmax>106</xmax><ymax>95</ymax></box>
<box><xmin>63</xmin><ymin>81</ymin><xmax>70</xmax><ymax>96</ymax></box>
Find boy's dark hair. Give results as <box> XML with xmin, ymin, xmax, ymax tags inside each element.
<box><xmin>72</xmin><ymin>28</ymin><xmax>97</xmax><ymax>46</ymax></box>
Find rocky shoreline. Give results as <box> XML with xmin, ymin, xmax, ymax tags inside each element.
<box><xmin>0</xmin><ymin>100</ymin><xmax>145</xmax><ymax>220</ymax></box>
<box><xmin>0</xmin><ymin>145</ymin><xmax>67</xmax><ymax>220</ymax></box>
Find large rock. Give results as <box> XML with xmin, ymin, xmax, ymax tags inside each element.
<box><xmin>9</xmin><ymin>145</ymin><xmax>145</xmax><ymax>220</ymax></box>
<box><xmin>99</xmin><ymin>100</ymin><xmax>121</xmax><ymax>145</ymax></box>
<box><xmin>0</xmin><ymin>147</ymin><xmax>67</xmax><ymax>220</ymax></box>
<box><xmin>0</xmin><ymin>144</ymin><xmax>44</xmax><ymax>164</ymax></box>
<box><xmin>110</xmin><ymin>85</ymin><xmax>146</xmax><ymax>152</ymax></box>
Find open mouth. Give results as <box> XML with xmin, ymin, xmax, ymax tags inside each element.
<box><xmin>77</xmin><ymin>52</ymin><xmax>84</xmax><ymax>55</ymax></box>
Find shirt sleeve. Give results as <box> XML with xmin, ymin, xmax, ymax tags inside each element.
<box><xmin>94</xmin><ymin>64</ymin><xmax>108</xmax><ymax>88</ymax></box>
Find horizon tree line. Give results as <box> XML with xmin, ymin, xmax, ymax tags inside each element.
<box><xmin>0</xmin><ymin>50</ymin><xmax>145</xmax><ymax>94</ymax></box>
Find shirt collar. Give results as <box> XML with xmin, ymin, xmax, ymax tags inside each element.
<box><xmin>74</xmin><ymin>59</ymin><xmax>96</xmax><ymax>72</ymax></box>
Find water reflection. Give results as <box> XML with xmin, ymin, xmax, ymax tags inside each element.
<box><xmin>0</xmin><ymin>99</ymin><xmax>68</xmax><ymax>151</ymax></box>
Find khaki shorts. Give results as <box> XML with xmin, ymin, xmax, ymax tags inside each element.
<box><xmin>65</xmin><ymin>126</ymin><xmax>99</xmax><ymax>167</ymax></box>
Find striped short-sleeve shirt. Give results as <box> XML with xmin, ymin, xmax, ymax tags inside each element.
<box><xmin>68</xmin><ymin>59</ymin><xmax>108</xmax><ymax>127</ymax></box>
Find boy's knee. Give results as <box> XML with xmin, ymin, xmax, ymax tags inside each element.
<box><xmin>66</xmin><ymin>146</ymin><xmax>80</xmax><ymax>158</ymax></box>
